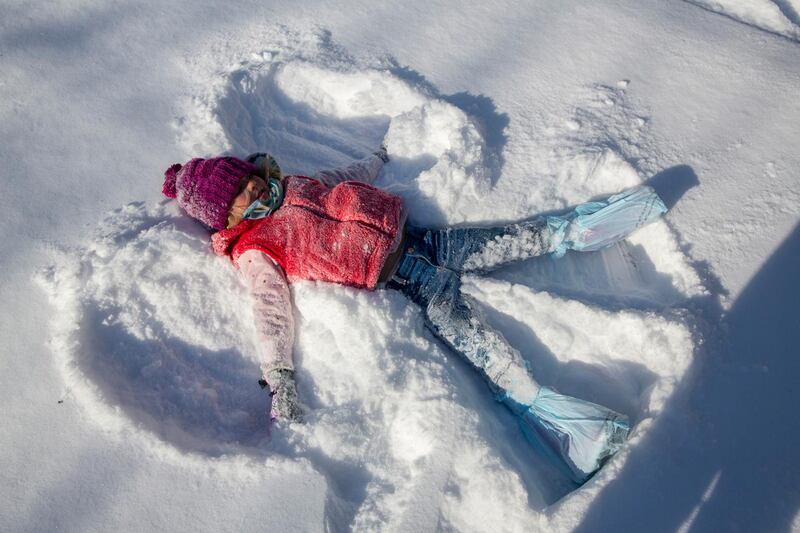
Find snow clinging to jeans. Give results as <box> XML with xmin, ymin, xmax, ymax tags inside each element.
<box><xmin>461</xmin><ymin>219</ymin><xmax>559</xmax><ymax>272</ymax></box>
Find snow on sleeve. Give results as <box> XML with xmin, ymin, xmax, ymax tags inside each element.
<box><xmin>315</xmin><ymin>152</ymin><xmax>386</xmax><ymax>186</ymax></box>
<box><xmin>237</xmin><ymin>249</ymin><xmax>295</xmax><ymax>374</ymax></box>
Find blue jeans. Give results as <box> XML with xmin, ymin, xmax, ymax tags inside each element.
<box><xmin>387</xmin><ymin>221</ymin><xmax>558</xmax><ymax>402</ymax></box>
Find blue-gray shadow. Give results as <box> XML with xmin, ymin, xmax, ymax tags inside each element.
<box><xmin>78</xmin><ymin>304</ymin><xmax>271</xmax><ymax>455</ymax></box>
<box><xmin>495</xmin><ymin>239</ymin><xmax>687</xmax><ymax>313</ymax></box>
<box><xmin>644</xmin><ymin>165</ymin><xmax>700</xmax><ymax>210</ymax></box>
<box><xmin>17</xmin><ymin>449</ymin><xmax>123</xmax><ymax>533</ymax></box>
<box><xmin>772</xmin><ymin>0</ymin><xmax>800</xmax><ymax>26</ymax></box>
<box><xmin>0</xmin><ymin>4</ymin><xmax>127</xmax><ymax>54</ymax></box>
<box><xmin>573</xmin><ymin>221</ymin><xmax>800</xmax><ymax>532</ymax></box>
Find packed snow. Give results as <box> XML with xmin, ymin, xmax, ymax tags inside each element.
<box><xmin>3</xmin><ymin>2</ymin><xmax>799</xmax><ymax>532</ymax></box>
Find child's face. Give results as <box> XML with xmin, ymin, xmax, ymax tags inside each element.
<box><xmin>227</xmin><ymin>176</ymin><xmax>269</xmax><ymax>229</ymax></box>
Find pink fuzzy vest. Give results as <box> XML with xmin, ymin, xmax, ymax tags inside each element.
<box><xmin>212</xmin><ymin>176</ymin><xmax>404</xmax><ymax>289</ymax></box>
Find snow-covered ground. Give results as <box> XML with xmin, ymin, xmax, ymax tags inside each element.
<box><xmin>687</xmin><ymin>0</ymin><xmax>800</xmax><ymax>40</ymax></box>
<box><xmin>2</xmin><ymin>1</ymin><xmax>799</xmax><ymax>532</ymax></box>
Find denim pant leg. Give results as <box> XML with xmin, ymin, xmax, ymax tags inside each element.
<box><xmin>389</xmin><ymin>239</ymin><xmax>540</xmax><ymax>403</ymax></box>
<box><xmin>391</xmin><ymin>226</ymin><xmax>632</xmax><ymax>483</ymax></box>
<box><xmin>406</xmin><ymin>219</ymin><xmax>562</xmax><ymax>275</ymax></box>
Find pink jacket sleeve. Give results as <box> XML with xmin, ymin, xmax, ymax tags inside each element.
<box><xmin>314</xmin><ymin>153</ymin><xmax>385</xmax><ymax>187</ymax></box>
<box><xmin>236</xmin><ymin>249</ymin><xmax>295</xmax><ymax>375</ymax></box>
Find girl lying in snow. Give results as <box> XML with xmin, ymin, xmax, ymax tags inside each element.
<box><xmin>161</xmin><ymin>147</ymin><xmax>667</xmax><ymax>484</ymax></box>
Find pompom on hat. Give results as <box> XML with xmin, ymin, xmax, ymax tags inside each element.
<box><xmin>162</xmin><ymin>157</ymin><xmax>258</xmax><ymax>230</ymax></box>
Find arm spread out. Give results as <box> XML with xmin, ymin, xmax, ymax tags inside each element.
<box><xmin>236</xmin><ymin>249</ymin><xmax>295</xmax><ymax>375</ymax></box>
<box><xmin>314</xmin><ymin>153</ymin><xmax>385</xmax><ymax>187</ymax></box>
<box><xmin>235</xmin><ymin>151</ymin><xmax>385</xmax><ymax>373</ymax></box>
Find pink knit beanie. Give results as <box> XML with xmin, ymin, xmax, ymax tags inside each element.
<box><xmin>162</xmin><ymin>157</ymin><xmax>259</xmax><ymax>230</ymax></box>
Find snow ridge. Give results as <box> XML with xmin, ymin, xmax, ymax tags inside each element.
<box><xmin>683</xmin><ymin>0</ymin><xmax>800</xmax><ymax>40</ymax></box>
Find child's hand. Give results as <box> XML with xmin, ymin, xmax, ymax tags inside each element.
<box><xmin>266</xmin><ymin>368</ymin><xmax>304</xmax><ymax>423</ymax></box>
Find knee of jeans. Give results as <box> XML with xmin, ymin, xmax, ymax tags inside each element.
<box><xmin>426</xmin><ymin>288</ymin><xmax>469</xmax><ymax>330</ymax></box>
<box><xmin>425</xmin><ymin>292</ymin><xmax>451</xmax><ymax>325</ymax></box>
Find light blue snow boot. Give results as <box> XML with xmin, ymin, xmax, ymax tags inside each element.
<box><xmin>549</xmin><ymin>185</ymin><xmax>667</xmax><ymax>257</ymax></box>
<box><xmin>502</xmin><ymin>388</ymin><xmax>630</xmax><ymax>484</ymax></box>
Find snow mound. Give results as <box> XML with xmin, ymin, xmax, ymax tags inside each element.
<box><xmin>37</xmin><ymin>30</ymin><xmax>704</xmax><ymax>531</ymax></box>
<box><xmin>685</xmin><ymin>0</ymin><xmax>800</xmax><ymax>40</ymax></box>
<box><xmin>188</xmin><ymin>54</ymin><xmax>493</xmax><ymax>226</ymax></box>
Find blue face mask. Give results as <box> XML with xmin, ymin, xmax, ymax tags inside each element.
<box><xmin>242</xmin><ymin>177</ymin><xmax>284</xmax><ymax>220</ymax></box>
<box><xmin>242</xmin><ymin>199</ymin><xmax>272</xmax><ymax>220</ymax></box>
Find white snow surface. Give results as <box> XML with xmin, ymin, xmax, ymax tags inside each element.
<box><xmin>2</xmin><ymin>2</ymin><xmax>799</xmax><ymax>533</ymax></box>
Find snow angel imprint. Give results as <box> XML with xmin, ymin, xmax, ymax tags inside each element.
<box><xmin>161</xmin><ymin>145</ymin><xmax>667</xmax><ymax>484</ymax></box>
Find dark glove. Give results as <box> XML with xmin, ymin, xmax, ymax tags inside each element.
<box><xmin>265</xmin><ymin>369</ymin><xmax>304</xmax><ymax>423</ymax></box>
<box><xmin>373</xmin><ymin>143</ymin><xmax>389</xmax><ymax>163</ymax></box>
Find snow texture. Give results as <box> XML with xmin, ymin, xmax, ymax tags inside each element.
<box><xmin>35</xmin><ymin>34</ymin><xmax>698</xmax><ymax>531</ymax></box>
<box><xmin>462</xmin><ymin>220</ymin><xmax>557</xmax><ymax>272</ymax></box>
<box><xmin>3</xmin><ymin>3</ymin><xmax>799</xmax><ymax>533</ymax></box>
